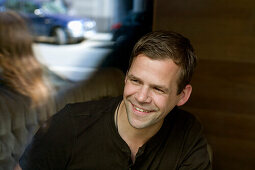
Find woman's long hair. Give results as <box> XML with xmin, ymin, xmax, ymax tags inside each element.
<box><xmin>0</xmin><ymin>11</ymin><xmax>50</xmax><ymax>107</ymax></box>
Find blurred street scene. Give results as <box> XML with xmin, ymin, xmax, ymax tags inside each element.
<box><xmin>33</xmin><ymin>33</ymin><xmax>115</xmax><ymax>82</ymax></box>
<box><xmin>0</xmin><ymin>0</ymin><xmax>153</xmax><ymax>81</ymax></box>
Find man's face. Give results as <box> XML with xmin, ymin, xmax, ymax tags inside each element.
<box><xmin>123</xmin><ymin>54</ymin><xmax>184</xmax><ymax>130</ymax></box>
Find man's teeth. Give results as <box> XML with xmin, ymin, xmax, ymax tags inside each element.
<box><xmin>135</xmin><ymin>107</ymin><xmax>149</xmax><ymax>113</ymax></box>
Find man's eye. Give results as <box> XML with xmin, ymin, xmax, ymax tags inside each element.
<box><xmin>154</xmin><ymin>88</ymin><xmax>165</xmax><ymax>94</ymax></box>
<box><xmin>130</xmin><ymin>79</ymin><xmax>139</xmax><ymax>84</ymax></box>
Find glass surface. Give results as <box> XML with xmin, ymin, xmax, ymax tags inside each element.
<box><xmin>41</xmin><ymin>0</ymin><xmax>67</xmax><ymax>14</ymax></box>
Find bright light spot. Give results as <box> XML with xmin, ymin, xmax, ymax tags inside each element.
<box><xmin>68</xmin><ymin>21</ymin><xmax>84</xmax><ymax>37</ymax></box>
<box><xmin>84</xmin><ymin>21</ymin><xmax>96</xmax><ymax>29</ymax></box>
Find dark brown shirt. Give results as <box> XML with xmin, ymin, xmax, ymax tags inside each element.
<box><xmin>20</xmin><ymin>96</ymin><xmax>211</xmax><ymax>170</ymax></box>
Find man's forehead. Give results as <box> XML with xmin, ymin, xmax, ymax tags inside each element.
<box><xmin>128</xmin><ymin>55</ymin><xmax>181</xmax><ymax>86</ymax></box>
<box><xmin>132</xmin><ymin>54</ymin><xmax>176</xmax><ymax>65</ymax></box>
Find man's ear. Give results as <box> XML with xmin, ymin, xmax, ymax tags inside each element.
<box><xmin>177</xmin><ymin>84</ymin><xmax>192</xmax><ymax>106</ymax></box>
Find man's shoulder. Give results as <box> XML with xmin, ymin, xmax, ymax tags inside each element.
<box><xmin>169</xmin><ymin>108</ymin><xmax>211</xmax><ymax>169</ymax></box>
<box><xmin>65</xmin><ymin>96</ymin><xmax>121</xmax><ymax>117</ymax></box>
<box><xmin>42</xmin><ymin>96</ymin><xmax>121</xmax><ymax>138</ymax></box>
<box><xmin>172</xmin><ymin>107</ymin><xmax>197</xmax><ymax>121</ymax></box>
<box><xmin>169</xmin><ymin>107</ymin><xmax>202</xmax><ymax>132</ymax></box>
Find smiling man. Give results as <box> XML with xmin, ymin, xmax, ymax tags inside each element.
<box><xmin>18</xmin><ymin>31</ymin><xmax>211</xmax><ymax>170</ymax></box>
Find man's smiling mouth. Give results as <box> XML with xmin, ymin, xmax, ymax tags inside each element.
<box><xmin>132</xmin><ymin>104</ymin><xmax>153</xmax><ymax>113</ymax></box>
<box><xmin>134</xmin><ymin>106</ymin><xmax>150</xmax><ymax>113</ymax></box>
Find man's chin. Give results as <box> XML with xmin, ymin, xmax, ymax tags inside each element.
<box><xmin>128</xmin><ymin>120</ymin><xmax>147</xmax><ymax>129</ymax></box>
<box><xmin>127</xmin><ymin>113</ymin><xmax>151</xmax><ymax>129</ymax></box>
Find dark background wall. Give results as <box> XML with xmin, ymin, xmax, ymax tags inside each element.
<box><xmin>153</xmin><ymin>0</ymin><xmax>255</xmax><ymax>169</ymax></box>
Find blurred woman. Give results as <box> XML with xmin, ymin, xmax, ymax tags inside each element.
<box><xmin>0</xmin><ymin>11</ymin><xmax>51</xmax><ymax>107</ymax></box>
<box><xmin>0</xmin><ymin>11</ymin><xmax>124</xmax><ymax>170</ymax></box>
<box><xmin>0</xmin><ymin>11</ymin><xmax>57</xmax><ymax>170</ymax></box>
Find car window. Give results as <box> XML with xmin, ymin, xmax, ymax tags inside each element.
<box><xmin>4</xmin><ymin>0</ymin><xmax>21</xmax><ymax>11</ymax></box>
<box><xmin>41</xmin><ymin>1</ymin><xmax>67</xmax><ymax>14</ymax></box>
<box><xmin>22</xmin><ymin>1</ymin><xmax>38</xmax><ymax>13</ymax></box>
<box><xmin>4</xmin><ymin>0</ymin><xmax>67</xmax><ymax>15</ymax></box>
<box><xmin>4</xmin><ymin>0</ymin><xmax>38</xmax><ymax>13</ymax></box>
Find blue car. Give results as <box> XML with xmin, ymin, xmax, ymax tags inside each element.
<box><xmin>0</xmin><ymin>0</ymin><xmax>96</xmax><ymax>44</ymax></box>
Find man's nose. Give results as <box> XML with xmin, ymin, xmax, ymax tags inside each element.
<box><xmin>135</xmin><ymin>86</ymin><xmax>151</xmax><ymax>103</ymax></box>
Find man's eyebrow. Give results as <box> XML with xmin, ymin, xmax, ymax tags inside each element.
<box><xmin>127</xmin><ymin>74</ymin><xmax>138</xmax><ymax>79</ymax></box>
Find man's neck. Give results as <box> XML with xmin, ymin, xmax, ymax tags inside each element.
<box><xmin>116</xmin><ymin>101</ymin><xmax>163</xmax><ymax>162</ymax></box>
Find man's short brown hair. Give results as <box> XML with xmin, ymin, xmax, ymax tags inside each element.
<box><xmin>129</xmin><ymin>31</ymin><xmax>197</xmax><ymax>94</ymax></box>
